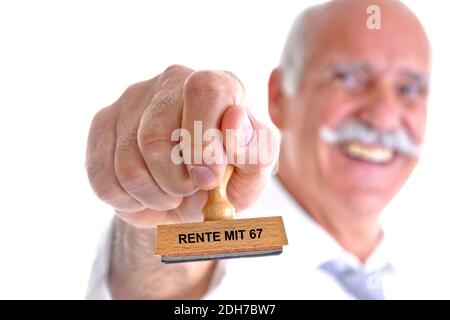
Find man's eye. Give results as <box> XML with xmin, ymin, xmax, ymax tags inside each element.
<box><xmin>398</xmin><ymin>84</ymin><xmax>422</xmax><ymax>97</ymax></box>
<box><xmin>335</xmin><ymin>72</ymin><xmax>361</xmax><ymax>88</ymax></box>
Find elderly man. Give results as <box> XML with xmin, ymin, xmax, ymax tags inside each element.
<box><xmin>86</xmin><ymin>0</ymin><xmax>430</xmax><ymax>299</ymax></box>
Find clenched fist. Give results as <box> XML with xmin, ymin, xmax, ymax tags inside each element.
<box><xmin>86</xmin><ymin>65</ymin><xmax>278</xmax><ymax>228</ymax></box>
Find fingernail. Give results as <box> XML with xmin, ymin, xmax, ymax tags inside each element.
<box><xmin>239</xmin><ymin>112</ymin><xmax>254</xmax><ymax>146</ymax></box>
<box><xmin>190</xmin><ymin>166</ymin><xmax>216</xmax><ymax>189</ymax></box>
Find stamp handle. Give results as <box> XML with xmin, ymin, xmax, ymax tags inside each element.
<box><xmin>203</xmin><ymin>165</ymin><xmax>235</xmax><ymax>221</ymax></box>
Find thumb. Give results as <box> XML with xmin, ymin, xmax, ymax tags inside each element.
<box><xmin>221</xmin><ymin>105</ymin><xmax>279</xmax><ymax>211</ymax></box>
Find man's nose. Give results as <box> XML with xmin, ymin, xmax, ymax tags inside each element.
<box><xmin>355</xmin><ymin>82</ymin><xmax>401</xmax><ymax>132</ymax></box>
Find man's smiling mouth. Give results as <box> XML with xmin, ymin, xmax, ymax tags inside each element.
<box><xmin>341</xmin><ymin>141</ymin><xmax>395</xmax><ymax>164</ymax></box>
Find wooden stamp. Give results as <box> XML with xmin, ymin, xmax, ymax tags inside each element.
<box><xmin>156</xmin><ymin>165</ymin><xmax>288</xmax><ymax>263</ymax></box>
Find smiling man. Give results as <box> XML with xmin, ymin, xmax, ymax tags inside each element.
<box><xmin>270</xmin><ymin>0</ymin><xmax>429</xmax><ymax>264</ymax></box>
<box><xmin>86</xmin><ymin>0</ymin><xmax>431</xmax><ymax>299</ymax></box>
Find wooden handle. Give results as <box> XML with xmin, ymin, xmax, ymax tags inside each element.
<box><xmin>202</xmin><ymin>165</ymin><xmax>235</xmax><ymax>221</ymax></box>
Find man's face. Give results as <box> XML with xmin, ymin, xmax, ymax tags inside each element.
<box><xmin>277</xmin><ymin>4</ymin><xmax>430</xmax><ymax>217</ymax></box>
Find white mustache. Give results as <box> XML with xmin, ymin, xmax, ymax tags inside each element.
<box><xmin>319</xmin><ymin>119</ymin><xmax>421</xmax><ymax>157</ymax></box>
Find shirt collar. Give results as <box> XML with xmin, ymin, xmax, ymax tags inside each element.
<box><xmin>258</xmin><ymin>176</ymin><xmax>396</xmax><ymax>274</ymax></box>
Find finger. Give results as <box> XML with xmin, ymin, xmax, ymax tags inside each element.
<box><xmin>116</xmin><ymin>208</ymin><xmax>181</xmax><ymax>229</ymax></box>
<box><xmin>86</xmin><ymin>106</ymin><xmax>145</xmax><ymax>212</ymax></box>
<box><xmin>221</xmin><ymin>106</ymin><xmax>279</xmax><ymax>211</ymax></box>
<box><xmin>182</xmin><ymin>70</ymin><xmax>245</xmax><ymax>190</ymax></box>
<box><xmin>137</xmin><ymin>65</ymin><xmax>197</xmax><ymax>197</ymax></box>
<box><xmin>114</xmin><ymin>109</ymin><xmax>183</xmax><ymax>211</ymax></box>
<box><xmin>116</xmin><ymin>191</ymin><xmax>207</xmax><ymax>228</ymax></box>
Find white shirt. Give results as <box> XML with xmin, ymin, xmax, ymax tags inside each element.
<box><xmin>86</xmin><ymin>177</ymin><xmax>431</xmax><ymax>299</ymax></box>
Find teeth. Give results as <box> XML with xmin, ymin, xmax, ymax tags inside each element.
<box><xmin>343</xmin><ymin>142</ymin><xmax>394</xmax><ymax>164</ymax></box>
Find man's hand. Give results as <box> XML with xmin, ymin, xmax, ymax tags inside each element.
<box><xmin>86</xmin><ymin>65</ymin><xmax>278</xmax><ymax>228</ymax></box>
<box><xmin>85</xmin><ymin>65</ymin><xmax>278</xmax><ymax>299</ymax></box>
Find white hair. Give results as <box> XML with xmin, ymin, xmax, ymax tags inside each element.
<box><xmin>279</xmin><ymin>7</ymin><xmax>318</xmax><ymax>96</ymax></box>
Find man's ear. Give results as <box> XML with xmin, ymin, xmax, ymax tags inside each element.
<box><xmin>268</xmin><ymin>68</ymin><xmax>286</xmax><ymax>130</ymax></box>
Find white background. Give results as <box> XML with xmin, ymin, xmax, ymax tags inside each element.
<box><xmin>0</xmin><ymin>0</ymin><xmax>449</xmax><ymax>299</ymax></box>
